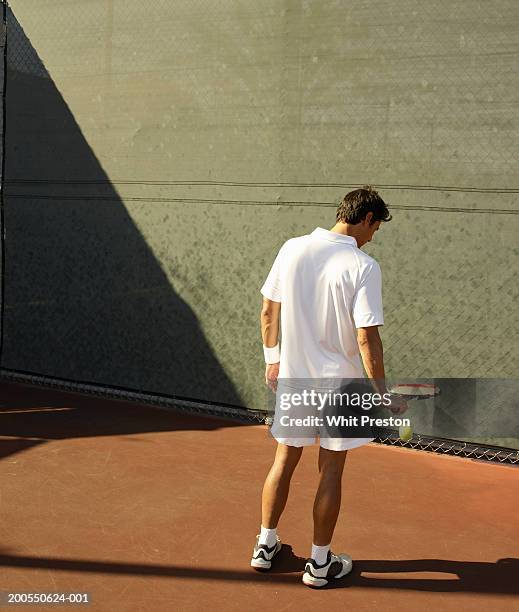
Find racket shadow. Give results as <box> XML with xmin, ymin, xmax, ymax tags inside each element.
<box><xmin>324</xmin><ymin>557</ymin><xmax>519</xmax><ymax>594</ymax></box>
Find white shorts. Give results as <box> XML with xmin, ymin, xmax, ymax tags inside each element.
<box><xmin>269</xmin><ymin>379</ymin><xmax>375</xmax><ymax>452</ymax></box>
<box><xmin>271</xmin><ymin>433</ymin><xmax>375</xmax><ymax>452</ymax></box>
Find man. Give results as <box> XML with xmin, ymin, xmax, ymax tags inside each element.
<box><xmin>250</xmin><ymin>186</ymin><xmax>407</xmax><ymax>588</ymax></box>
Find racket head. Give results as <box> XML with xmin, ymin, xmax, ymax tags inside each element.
<box><xmin>389</xmin><ymin>383</ymin><xmax>441</xmax><ymax>401</ymax></box>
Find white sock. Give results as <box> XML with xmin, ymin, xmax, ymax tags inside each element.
<box><xmin>258</xmin><ymin>525</ymin><xmax>277</xmax><ymax>547</ymax></box>
<box><xmin>311</xmin><ymin>543</ymin><xmax>330</xmax><ymax>565</ymax></box>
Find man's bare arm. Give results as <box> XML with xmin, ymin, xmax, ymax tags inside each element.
<box><xmin>261</xmin><ymin>298</ymin><xmax>281</xmax><ymax>391</ymax></box>
<box><xmin>357</xmin><ymin>326</ymin><xmax>386</xmax><ymax>394</ymax></box>
<box><xmin>357</xmin><ymin>326</ymin><xmax>407</xmax><ymax>414</ymax></box>
<box><xmin>261</xmin><ymin>297</ymin><xmax>281</xmax><ymax>348</ymax></box>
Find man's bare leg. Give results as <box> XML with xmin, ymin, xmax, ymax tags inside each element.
<box><xmin>261</xmin><ymin>443</ymin><xmax>303</xmax><ymax>528</ymax></box>
<box><xmin>313</xmin><ymin>447</ymin><xmax>348</xmax><ymax>545</ymax></box>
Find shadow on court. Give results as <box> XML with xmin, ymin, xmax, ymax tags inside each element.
<box><xmin>0</xmin><ymin>549</ymin><xmax>516</xmax><ymax>594</ymax></box>
<box><xmin>1</xmin><ymin>382</ymin><xmax>517</xmax><ymax>610</ymax></box>
<box><xmin>0</xmin><ymin>380</ymin><xmax>247</xmax><ymax>461</ymax></box>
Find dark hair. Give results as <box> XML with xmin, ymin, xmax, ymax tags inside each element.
<box><xmin>336</xmin><ymin>186</ymin><xmax>392</xmax><ymax>225</ymax></box>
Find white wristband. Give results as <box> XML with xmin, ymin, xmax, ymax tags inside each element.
<box><xmin>263</xmin><ymin>344</ymin><xmax>280</xmax><ymax>364</ymax></box>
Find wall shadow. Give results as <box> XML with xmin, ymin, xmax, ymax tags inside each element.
<box><xmin>0</xmin><ymin>380</ymin><xmax>248</xmax><ymax>462</ymax></box>
<box><xmin>2</xmin><ymin>9</ymin><xmax>242</xmax><ymax>409</ymax></box>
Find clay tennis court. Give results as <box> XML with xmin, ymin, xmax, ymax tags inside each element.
<box><xmin>0</xmin><ymin>380</ymin><xmax>517</xmax><ymax>611</ymax></box>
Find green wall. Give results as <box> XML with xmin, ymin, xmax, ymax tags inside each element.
<box><xmin>3</xmin><ymin>2</ymin><xmax>518</xmax><ymax>444</ymax></box>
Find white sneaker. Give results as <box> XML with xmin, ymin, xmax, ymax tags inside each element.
<box><xmin>250</xmin><ymin>535</ymin><xmax>282</xmax><ymax>570</ymax></box>
<box><xmin>302</xmin><ymin>550</ymin><xmax>353</xmax><ymax>588</ymax></box>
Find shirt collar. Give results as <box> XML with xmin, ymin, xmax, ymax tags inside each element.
<box><xmin>311</xmin><ymin>227</ymin><xmax>358</xmax><ymax>247</ymax></box>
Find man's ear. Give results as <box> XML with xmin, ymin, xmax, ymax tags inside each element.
<box><xmin>364</xmin><ymin>211</ymin><xmax>373</xmax><ymax>225</ymax></box>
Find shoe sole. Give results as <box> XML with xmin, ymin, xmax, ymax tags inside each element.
<box><xmin>250</xmin><ymin>541</ymin><xmax>282</xmax><ymax>571</ymax></box>
<box><xmin>302</xmin><ymin>574</ymin><xmax>329</xmax><ymax>588</ymax></box>
<box><xmin>302</xmin><ymin>557</ymin><xmax>353</xmax><ymax>588</ymax></box>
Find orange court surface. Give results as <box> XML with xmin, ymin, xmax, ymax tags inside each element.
<box><xmin>0</xmin><ymin>380</ymin><xmax>517</xmax><ymax>611</ymax></box>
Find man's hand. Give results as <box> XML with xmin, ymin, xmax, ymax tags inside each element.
<box><xmin>265</xmin><ymin>362</ymin><xmax>280</xmax><ymax>393</ymax></box>
<box><xmin>386</xmin><ymin>395</ymin><xmax>409</xmax><ymax>415</ymax></box>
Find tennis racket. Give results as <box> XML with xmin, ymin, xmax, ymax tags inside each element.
<box><xmin>388</xmin><ymin>383</ymin><xmax>441</xmax><ymax>441</ymax></box>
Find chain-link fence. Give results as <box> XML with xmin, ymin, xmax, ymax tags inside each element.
<box><xmin>2</xmin><ymin>370</ymin><xmax>518</xmax><ymax>465</ymax></box>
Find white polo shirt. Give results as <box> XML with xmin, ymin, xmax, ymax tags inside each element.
<box><xmin>261</xmin><ymin>227</ymin><xmax>384</xmax><ymax>379</ymax></box>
